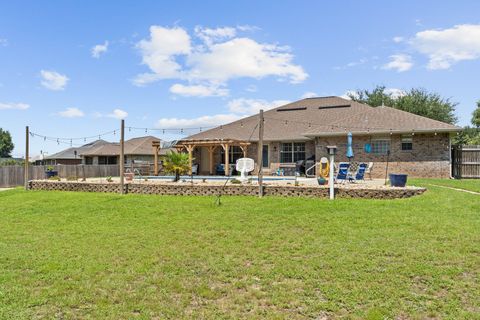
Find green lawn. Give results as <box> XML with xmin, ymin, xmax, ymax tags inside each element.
<box><xmin>411</xmin><ymin>178</ymin><xmax>480</xmax><ymax>193</ymax></box>
<box><xmin>0</xmin><ymin>180</ymin><xmax>479</xmax><ymax>319</ymax></box>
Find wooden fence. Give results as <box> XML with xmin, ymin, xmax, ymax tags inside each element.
<box><xmin>0</xmin><ymin>164</ymin><xmax>120</xmax><ymax>187</ymax></box>
<box><xmin>452</xmin><ymin>145</ymin><xmax>480</xmax><ymax>179</ymax></box>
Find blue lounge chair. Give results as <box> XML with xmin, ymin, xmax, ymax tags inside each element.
<box><xmin>349</xmin><ymin>163</ymin><xmax>367</xmax><ymax>182</ymax></box>
<box><xmin>215</xmin><ymin>164</ymin><xmax>225</xmax><ymax>175</ymax></box>
<box><xmin>335</xmin><ymin>162</ymin><xmax>350</xmax><ymax>183</ymax></box>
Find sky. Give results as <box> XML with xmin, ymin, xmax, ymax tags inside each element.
<box><xmin>1</xmin><ymin>0</ymin><xmax>480</xmax><ymax>158</ymax></box>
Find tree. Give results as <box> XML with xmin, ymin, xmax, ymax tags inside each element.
<box><xmin>162</xmin><ymin>151</ymin><xmax>191</xmax><ymax>182</ymax></box>
<box><xmin>452</xmin><ymin>100</ymin><xmax>480</xmax><ymax>145</ymax></box>
<box><xmin>0</xmin><ymin>128</ymin><xmax>14</xmax><ymax>158</ymax></box>
<box><xmin>348</xmin><ymin>86</ymin><xmax>458</xmax><ymax>124</ymax></box>
<box><xmin>472</xmin><ymin>100</ymin><xmax>480</xmax><ymax>128</ymax></box>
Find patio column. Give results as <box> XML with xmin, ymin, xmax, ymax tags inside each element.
<box><xmin>152</xmin><ymin>140</ymin><xmax>160</xmax><ymax>176</ymax></box>
<box><xmin>240</xmin><ymin>144</ymin><xmax>248</xmax><ymax>158</ymax></box>
<box><xmin>186</xmin><ymin>145</ymin><xmax>194</xmax><ymax>175</ymax></box>
<box><xmin>223</xmin><ymin>143</ymin><xmax>230</xmax><ymax>176</ymax></box>
<box><xmin>208</xmin><ymin>146</ymin><xmax>215</xmax><ymax>175</ymax></box>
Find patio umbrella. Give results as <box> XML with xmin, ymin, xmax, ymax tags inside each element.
<box><xmin>346</xmin><ymin>132</ymin><xmax>354</xmax><ymax>159</ymax></box>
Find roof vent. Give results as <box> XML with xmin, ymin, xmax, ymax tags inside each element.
<box><xmin>277</xmin><ymin>107</ymin><xmax>307</xmax><ymax>112</ymax></box>
<box><xmin>318</xmin><ymin>104</ymin><xmax>351</xmax><ymax>110</ymax></box>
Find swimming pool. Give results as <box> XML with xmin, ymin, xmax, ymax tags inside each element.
<box><xmin>136</xmin><ymin>175</ymin><xmax>297</xmax><ymax>181</ymax></box>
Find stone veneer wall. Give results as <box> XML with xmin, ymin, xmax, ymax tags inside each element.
<box><xmin>29</xmin><ymin>181</ymin><xmax>425</xmax><ymax>199</ymax></box>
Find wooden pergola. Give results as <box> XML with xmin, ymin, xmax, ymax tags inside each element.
<box><xmin>174</xmin><ymin>139</ymin><xmax>251</xmax><ymax>175</ymax></box>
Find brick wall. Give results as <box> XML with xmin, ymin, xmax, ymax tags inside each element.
<box><xmin>187</xmin><ymin>133</ymin><xmax>451</xmax><ymax>178</ymax></box>
<box><xmin>315</xmin><ymin>133</ymin><xmax>451</xmax><ymax>178</ymax></box>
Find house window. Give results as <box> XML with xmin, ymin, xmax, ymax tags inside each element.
<box><xmin>84</xmin><ymin>157</ymin><xmax>93</xmax><ymax>165</ymax></box>
<box><xmin>280</xmin><ymin>142</ymin><xmax>306</xmax><ymax>163</ymax></box>
<box><xmin>371</xmin><ymin>139</ymin><xmax>390</xmax><ymax>155</ymax></box>
<box><xmin>401</xmin><ymin>135</ymin><xmax>413</xmax><ymax>151</ymax></box>
<box><xmin>221</xmin><ymin>146</ymin><xmax>243</xmax><ymax>164</ymax></box>
<box><xmin>262</xmin><ymin>145</ymin><xmax>269</xmax><ymax>168</ymax></box>
<box><xmin>98</xmin><ymin>156</ymin><xmax>118</xmax><ymax>165</ymax></box>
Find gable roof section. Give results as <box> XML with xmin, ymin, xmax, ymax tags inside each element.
<box><xmin>183</xmin><ymin>96</ymin><xmax>461</xmax><ymax>142</ymax></box>
<box><xmin>184</xmin><ymin>97</ymin><xmax>373</xmax><ymax>142</ymax></box>
<box><xmin>46</xmin><ymin>140</ymin><xmax>109</xmax><ymax>160</ymax></box>
<box><xmin>80</xmin><ymin>136</ymin><xmax>165</xmax><ymax>156</ymax></box>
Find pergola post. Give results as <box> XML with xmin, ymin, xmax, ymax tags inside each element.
<box><xmin>152</xmin><ymin>140</ymin><xmax>160</xmax><ymax>176</ymax></box>
<box><xmin>240</xmin><ymin>144</ymin><xmax>248</xmax><ymax>158</ymax></box>
<box><xmin>208</xmin><ymin>146</ymin><xmax>215</xmax><ymax>175</ymax></box>
<box><xmin>223</xmin><ymin>143</ymin><xmax>230</xmax><ymax>176</ymax></box>
<box><xmin>186</xmin><ymin>145</ymin><xmax>194</xmax><ymax>175</ymax></box>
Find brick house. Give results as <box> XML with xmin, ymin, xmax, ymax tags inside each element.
<box><xmin>178</xmin><ymin>96</ymin><xmax>461</xmax><ymax>178</ymax></box>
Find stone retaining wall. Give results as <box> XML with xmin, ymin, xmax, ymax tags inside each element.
<box><xmin>29</xmin><ymin>181</ymin><xmax>425</xmax><ymax>199</ymax></box>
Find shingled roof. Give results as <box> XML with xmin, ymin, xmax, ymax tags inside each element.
<box><xmin>46</xmin><ymin>140</ymin><xmax>109</xmax><ymax>160</ymax></box>
<box><xmin>183</xmin><ymin>96</ymin><xmax>461</xmax><ymax>142</ymax></box>
<box><xmin>80</xmin><ymin>136</ymin><xmax>171</xmax><ymax>156</ymax></box>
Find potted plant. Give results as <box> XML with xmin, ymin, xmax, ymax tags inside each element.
<box><xmin>45</xmin><ymin>166</ymin><xmax>58</xmax><ymax>178</ymax></box>
<box><xmin>162</xmin><ymin>151</ymin><xmax>191</xmax><ymax>182</ymax></box>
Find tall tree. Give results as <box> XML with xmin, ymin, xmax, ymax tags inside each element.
<box><xmin>472</xmin><ymin>100</ymin><xmax>480</xmax><ymax>128</ymax></box>
<box><xmin>348</xmin><ymin>86</ymin><xmax>458</xmax><ymax>124</ymax></box>
<box><xmin>0</xmin><ymin>128</ymin><xmax>14</xmax><ymax>158</ymax></box>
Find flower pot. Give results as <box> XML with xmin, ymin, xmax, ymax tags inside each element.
<box><xmin>317</xmin><ymin>177</ymin><xmax>328</xmax><ymax>185</ymax></box>
<box><xmin>389</xmin><ymin>174</ymin><xmax>408</xmax><ymax>187</ymax></box>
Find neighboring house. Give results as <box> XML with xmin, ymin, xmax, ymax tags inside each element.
<box><xmin>43</xmin><ymin>140</ymin><xmax>109</xmax><ymax>165</ymax></box>
<box><xmin>79</xmin><ymin>136</ymin><xmax>167</xmax><ymax>165</ymax></box>
<box><xmin>177</xmin><ymin>96</ymin><xmax>461</xmax><ymax>178</ymax></box>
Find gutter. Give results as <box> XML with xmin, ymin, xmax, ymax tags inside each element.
<box><xmin>303</xmin><ymin>127</ymin><xmax>462</xmax><ymax>138</ymax></box>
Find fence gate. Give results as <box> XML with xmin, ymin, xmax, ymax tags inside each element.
<box><xmin>452</xmin><ymin>145</ymin><xmax>480</xmax><ymax>179</ymax></box>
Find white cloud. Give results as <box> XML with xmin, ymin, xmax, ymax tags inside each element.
<box><xmin>169</xmin><ymin>83</ymin><xmax>229</xmax><ymax>97</ymax></box>
<box><xmin>155</xmin><ymin>97</ymin><xmax>289</xmax><ymax>129</ymax></box>
<box><xmin>108</xmin><ymin>109</ymin><xmax>128</xmax><ymax>119</ymax></box>
<box><xmin>0</xmin><ymin>38</ymin><xmax>7</xmax><ymax>46</ymax></box>
<box><xmin>339</xmin><ymin>90</ymin><xmax>357</xmax><ymax>100</ymax></box>
<box><xmin>156</xmin><ymin>113</ymin><xmax>241</xmax><ymax>129</ymax></box>
<box><xmin>382</xmin><ymin>54</ymin><xmax>413</xmax><ymax>72</ymax></box>
<box><xmin>0</xmin><ymin>102</ymin><xmax>30</xmax><ymax>110</ymax></box>
<box><xmin>384</xmin><ymin>88</ymin><xmax>407</xmax><ymax>99</ymax></box>
<box><xmin>334</xmin><ymin>58</ymin><xmax>368</xmax><ymax>70</ymax></box>
<box><xmin>134</xmin><ymin>25</ymin><xmax>307</xmax><ymax>96</ymax></box>
<box><xmin>411</xmin><ymin>24</ymin><xmax>480</xmax><ymax>70</ymax></box>
<box><xmin>301</xmin><ymin>91</ymin><xmax>318</xmax><ymax>99</ymax></box>
<box><xmin>40</xmin><ymin>70</ymin><xmax>69</xmax><ymax>90</ymax></box>
<box><xmin>393</xmin><ymin>36</ymin><xmax>404</xmax><ymax>43</ymax></box>
<box><xmin>245</xmin><ymin>84</ymin><xmax>257</xmax><ymax>92</ymax></box>
<box><xmin>194</xmin><ymin>26</ymin><xmax>236</xmax><ymax>45</ymax></box>
<box><xmin>91</xmin><ymin>41</ymin><xmax>109</xmax><ymax>58</ymax></box>
<box><xmin>57</xmin><ymin>107</ymin><xmax>84</xmax><ymax>118</ymax></box>
<box><xmin>135</xmin><ymin>26</ymin><xmax>191</xmax><ymax>81</ymax></box>
<box><xmin>227</xmin><ymin>98</ymin><xmax>290</xmax><ymax>115</ymax></box>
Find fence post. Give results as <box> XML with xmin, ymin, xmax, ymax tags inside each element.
<box><xmin>24</xmin><ymin>126</ymin><xmax>29</xmax><ymax>190</ymax></box>
<box><xmin>119</xmin><ymin>120</ymin><xmax>125</xmax><ymax>194</ymax></box>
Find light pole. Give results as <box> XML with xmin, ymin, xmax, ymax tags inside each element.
<box><xmin>326</xmin><ymin>146</ymin><xmax>337</xmax><ymax>200</ymax></box>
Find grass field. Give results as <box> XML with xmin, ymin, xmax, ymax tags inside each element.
<box><xmin>0</xmin><ymin>179</ymin><xmax>479</xmax><ymax>319</ymax></box>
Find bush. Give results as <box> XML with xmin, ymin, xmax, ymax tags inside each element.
<box><xmin>230</xmin><ymin>178</ymin><xmax>241</xmax><ymax>184</ymax></box>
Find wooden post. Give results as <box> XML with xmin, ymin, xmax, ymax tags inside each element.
<box><xmin>257</xmin><ymin>110</ymin><xmax>264</xmax><ymax>197</ymax></box>
<box><xmin>152</xmin><ymin>140</ymin><xmax>160</xmax><ymax>176</ymax></box>
<box><xmin>240</xmin><ymin>144</ymin><xmax>248</xmax><ymax>158</ymax></box>
<box><xmin>208</xmin><ymin>146</ymin><xmax>215</xmax><ymax>175</ymax></box>
<box><xmin>224</xmin><ymin>144</ymin><xmax>230</xmax><ymax>176</ymax></box>
<box><xmin>119</xmin><ymin>120</ymin><xmax>125</xmax><ymax>194</ymax></box>
<box><xmin>24</xmin><ymin>126</ymin><xmax>29</xmax><ymax>190</ymax></box>
<box><xmin>187</xmin><ymin>145</ymin><xmax>194</xmax><ymax>175</ymax></box>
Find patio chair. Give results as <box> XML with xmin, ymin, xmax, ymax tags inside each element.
<box><xmin>215</xmin><ymin>164</ymin><xmax>225</xmax><ymax>175</ymax></box>
<box><xmin>365</xmin><ymin>162</ymin><xmax>374</xmax><ymax>180</ymax></box>
<box><xmin>335</xmin><ymin>162</ymin><xmax>350</xmax><ymax>183</ymax></box>
<box><xmin>348</xmin><ymin>163</ymin><xmax>367</xmax><ymax>183</ymax></box>
<box><xmin>191</xmin><ymin>164</ymin><xmax>199</xmax><ymax>175</ymax></box>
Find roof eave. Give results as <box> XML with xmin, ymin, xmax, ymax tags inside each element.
<box><xmin>303</xmin><ymin>127</ymin><xmax>462</xmax><ymax>137</ymax></box>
